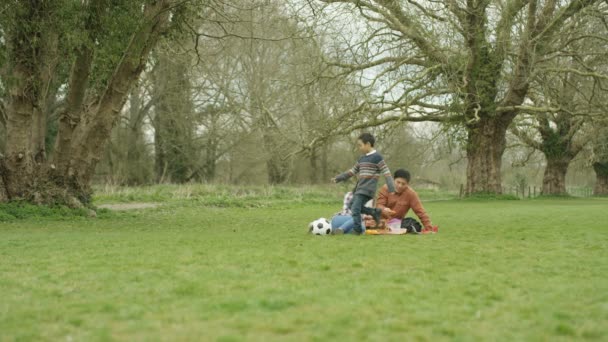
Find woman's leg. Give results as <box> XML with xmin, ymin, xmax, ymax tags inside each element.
<box><xmin>338</xmin><ymin>217</ymin><xmax>355</xmax><ymax>234</ymax></box>
<box><xmin>331</xmin><ymin>215</ymin><xmax>359</xmax><ymax>234</ymax></box>
<box><xmin>331</xmin><ymin>215</ymin><xmax>351</xmax><ymax>232</ymax></box>
<box><xmin>350</xmin><ymin>194</ymin><xmax>371</xmax><ymax>234</ymax></box>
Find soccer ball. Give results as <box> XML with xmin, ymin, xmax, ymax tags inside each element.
<box><xmin>309</xmin><ymin>218</ymin><xmax>332</xmax><ymax>235</ymax></box>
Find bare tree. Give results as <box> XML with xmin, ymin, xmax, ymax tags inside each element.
<box><xmin>99</xmin><ymin>80</ymin><xmax>155</xmax><ymax>185</ymax></box>
<box><xmin>512</xmin><ymin>10</ymin><xmax>608</xmax><ymax>195</ymax></box>
<box><xmin>310</xmin><ymin>0</ymin><xmax>607</xmax><ymax>194</ymax></box>
<box><xmin>591</xmin><ymin>123</ymin><xmax>608</xmax><ymax>195</ymax></box>
<box><xmin>0</xmin><ymin>0</ymin><xmax>177</xmax><ymax>205</ymax></box>
<box><xmin>511</xmin><ymin>74</ymin><xmax>596</xmax><ymax>195</ymax></box>
<box><xmin>179</xmin><ymin>0</ymin><xmax>366</xmax><ymax>184</ymax></box>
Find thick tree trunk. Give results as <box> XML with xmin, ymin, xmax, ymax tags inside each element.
<box><xmin>321</xmin><ymin>144</ymin><xmax>329</xmax><ymax>183</ymax></box>
<box><xmin>4</xmin><ymin>57</ymin><xmax>36</xmax><ymax>199</ymax></box>
<box><xmin>2</xmin><ymin>3</ymin><xmax>66</xmax><ymax>204</ymax></box>
<box><xmin>0</xmin><ymin>154</ymin><xmax>9</xmax><ymax>202</ymax></box>
<box><xmin>465</xmin><ymin>118</ymin><xmax>508</xmax><ymax>194</ymax></box>
<box><xmin>32</xmin><ymin>107</ymin><xmax>47</xmax><ymax>163</ymax></box>
<box><xmin>309</xmin><ymin>146</ymin><xmax>318</xmax><ymax>184</ymax></box>
<box><xmin>2</xmin><ymin>3</ymin><xmax>43</xmax><ymax>200</ymax></box>
<box><xmin>4</xmin><ymin>1</ymin><xmax>62</xmax><ymax>185</ymax></box>
<box><xmin>264</xmin><ymin>130</ymin><xmax>289</xmax><ymax>185</ymax></box>
<box><xmin>0</xmin><ymin>113</ymin><xmax>6</xmax><ymax>154</ymax></box>
<box><xmin>63</xmin><ymin>1</ymin><xmax>171</xmax><ymax>201</ymax></box>
<box><xmin>593</xmin><ymin>162</ymin><xmax>608</xmax><ymax>196</ymax></box>
<box><xmin>266</xmin><ymin>156</ymin><xmax>289</xmax><ymax>184</ymax></box>
<box><xmin>53</xmin><ymin>47</ymin><xmax>93</xmax><ymax>175</ymax></box>
<box><xmin>153</xmin><ymin>113</ymin><xmax>167</xmax><ymax>182</ymax></box>
<box><xmin>32</xmin><ymin>31</ymin><xmax>59</xmax><ymax>164</ymax></box>
<box><xmin>541</xmin><ymin>157</ymin><xmax>571</xmax><ymax>195</ymax></box>
<box><xmin>1</xmin><ymin>1</ymin><xmax>171</xmax><ymax>206</ymax></box>
<box><xmin>203</xmin><ymin>138</ymin><xmax>218</xmax><ymax>182</ymax></box>
<box><xmin>150</xmin><ymin>47</ymin><xmax>196</xmax><ymax>184</ymax></box>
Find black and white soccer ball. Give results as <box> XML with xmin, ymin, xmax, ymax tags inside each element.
<box><xmin>309</xmin><ymin>218</ymin><xmax>332</xmax><ymax>235</ymax></box>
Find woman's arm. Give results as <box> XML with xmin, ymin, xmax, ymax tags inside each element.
<box><xmin>376</xmin><ymin>185</ymin><xmax>396</xmax><ymax>218</ymax></box>
<box><xmin>376</xmin><ymin>185</ymin><xmax>389</xmax><ymax>210</ymax></box>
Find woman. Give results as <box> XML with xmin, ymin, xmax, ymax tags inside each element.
<box><xmin>375</xmin><ymin>169</ymin><xmax>437</xmax><ymax>234</ymax></box>
<box><xmin>330</xmin><ymin>191</ymin><xmax>377</xmax><ymax>234</ymax></box>
<box><xmin>330</xmin><ymin>191</ymin><xmax>359</xmax><ymax>234</ymax></box>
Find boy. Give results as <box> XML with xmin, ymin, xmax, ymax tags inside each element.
<box><xmin>332</xmin><ymin>133</ymin><xmax>395</xmax><ymax>234</ymax></box>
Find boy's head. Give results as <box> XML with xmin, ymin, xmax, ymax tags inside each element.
<box><xmin>357</xmin><ymin>133</ymin><xmax>375</xmax><ymax>154</ymax></box>
<box><xmin>393</xmin><ymin>169</ymin><xmax>411</xmax><ymax>193</ymax></box>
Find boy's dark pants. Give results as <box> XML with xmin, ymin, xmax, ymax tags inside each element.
<box><xmin>349</xmin><ymin>193</ymin><xmax>377</xmax><ymax>234</ymax></box>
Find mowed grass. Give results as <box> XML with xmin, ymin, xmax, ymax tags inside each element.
<box><xmin>1</xmin><ymin>195</ymin><xmax>607</xmax><ymax>341</ymax></box>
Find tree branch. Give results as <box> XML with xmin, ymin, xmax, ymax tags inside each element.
<box><xmin>545</xmin><ymin>67</ymin><xmax>608</xmax><ymax>80</ymax></box>
<box><xmin>494</xmin><ymin>0</ymin><xmax>530</xmax><ymax>60</ymax></box>
<box><xmin>532</xmin><ymin>0</ymin><xmax>600</xmax><ymax>44</ymax></box>
<box><xmin>496</xmin><ymin>105</ymin><xmax>562</xmax><ymax>113</ymax></box>
<box><xmin>510</xmin><ymin>125</ymin><xmax>542</xmax><ymax>151</ymax></box>
<box><xmin>325</xmin><ymin>55</ymin><xmax>428</xmax><ymax>70</ymax></box>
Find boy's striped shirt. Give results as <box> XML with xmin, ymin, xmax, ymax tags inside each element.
<box><xmin>335</xmin><ymin>150</ymin><xmax>395</xmax><ymax>197</ymax></box>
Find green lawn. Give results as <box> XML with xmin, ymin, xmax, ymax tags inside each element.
<box><xmin>1</xmin><ymin>195</ymin><xmax>607</xmax><ymax>341</ymax></box>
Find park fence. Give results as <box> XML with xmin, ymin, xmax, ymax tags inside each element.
<box><xmin>458</xmin><ymin>184</ymin><xmax>595</xmax><ymax>198</ymax></box>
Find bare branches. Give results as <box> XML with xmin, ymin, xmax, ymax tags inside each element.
<box><xmin>0</xmin><ymin>100</ymin><xmax>5</xmax><ymax>128</ymax></box>
<box><xmin>497</xmin><ymin>105</ymin><xmax>561</xmax><ymax>113</ymax></box>
<box><xmin>494</xmin><ymin>0</ymin><xmax>529</xmax><ymax>60</ymax></box>
<box><xmin>374</xmin><ymin>0</ymin><xmax>449</xmax><ymax>66</ymax></box>
<box><xmin>406</xmin><ymin>0</ymin><xmax>446</xmax><ymax>22</ymax></box>
<box><xmin>326</xmin><ymin>55</ymin><xmax>428</xmax><ymax>70</ymax></box>
<box><xmin>532</xmin><ymin>0</ymin><xmax>601</xmax><ymax>44</ymax></box>
<box><xmin>320</xmin><ymin>0</ymin><xmax>449</xmax><ymax>65</ymax></box>
<box><xmin>545</xmin><ymin>67</ymin><xmax>608</xmax><ymax>80</ymax></box>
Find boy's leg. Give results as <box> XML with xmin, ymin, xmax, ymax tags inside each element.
<box><xmin>351</xmin><ymin>194</ymin><xmax>371</xmax><ymax>234</ymax></box>
<box><xmin>361</xmin><ymin>204</ymin><xmax>382</xmax><ymax>226</ymax></box>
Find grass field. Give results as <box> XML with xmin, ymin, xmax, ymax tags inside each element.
<box><xmin>1</xmin><ymin>186</ymin><xmax>607</xmax><ymax>341</ymax></box>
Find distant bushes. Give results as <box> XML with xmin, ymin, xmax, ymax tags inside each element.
<box><xmin>0</xmin><ymin>201</ymin><xmax>114</xmax><ymax>222</ymax></box>
<box><xmin>93</xmin><ymin>184</ymin><xmax>345</xmax><ymax>207</ymax></box>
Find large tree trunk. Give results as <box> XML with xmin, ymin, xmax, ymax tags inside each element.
<box><xmin>151</xmin><ymin>50</ymin><xmax>195</xmax><ymax>184</ymax></box>
<box><xmin>123</xmin><ymin>86</ymin><xmax>152</xmax><ymax>185</ymax></box>
<box><xmin>309</xmin><ymin>146</ymin><xmax>318</xmax><ymax>184</ymax></box>
<box><xmin>153</xmin><ymin>112</ymin><xmax>167</xmax><ymax>183</ymax></box>
<box><xmin>593</xmin><ymin>162</ymin><xmax>608</xmax><ymax>196</ymax></box>
<box><xmin>2</xmin><ymin>0</ymin><xmax>59</xmax><ymax>203</ymax></box>
<box><xmin>62</xmin><ymin>1</ymin><xmax>171</xmax><ymax>202</ymax></box>
<box><xmin>202</xmin><ymin>133</ymin><xmax>218</xmax><ymax>182</ymax></box>
<box><xmin>0</xmin><ymin>154</ymin><xmax>9</xmax><ymax>202</ymax></box>
<box><xmin>264</xmin><ymin>129</ymin><xmax>289</xmax><ymax>185</ymax></box>
<box><xmin>266</xmin><ymin>155</ymin><xmax>289</xmax><ymax>184</ymax></box>
<box><xmin>32</xmin><ymin>32</ymin><xmax>59</xmax><ymax>164</ymax></box>
<box><xmin>0</xmin><ymin>112</ymin><xmax>6</xmax><ymax>154</ymax></box>
<box><xmin>53</xmin><ymin>47</ymin><xmax>93</xmax><ymax>175</ymax></box>
<box><xmin>541</xmin><ymin>158</ymin><xmax>570</xmax><ymax>195</ymax></box>
<box><xmin>321</xmin><ymin>144</ymin><xmax>329</xmax><ymax>183</ymax></box>
<box><xmin>465</xmin><ymin>118</ymin><xmax>508</xmax><ymax>194</ymax></box>
<box><xmin>3</xmin><ymin>3</ymin><xmax>39</xmax><ymax>199</ymax></box>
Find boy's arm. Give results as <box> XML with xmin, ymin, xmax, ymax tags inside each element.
<box><xmin>411</xmin><ymin>192</ymin><xmax>432</xmax><ymax>230</ymax></box>
<box><xmin>378</xmin><ymin>159</ymin><xmax>396</xmax><ymax>193</ymax></box>
<box><xmin>333</xmin><ymin>162</ymin><xmax>359</xmax><ymax>183</ymax></box>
